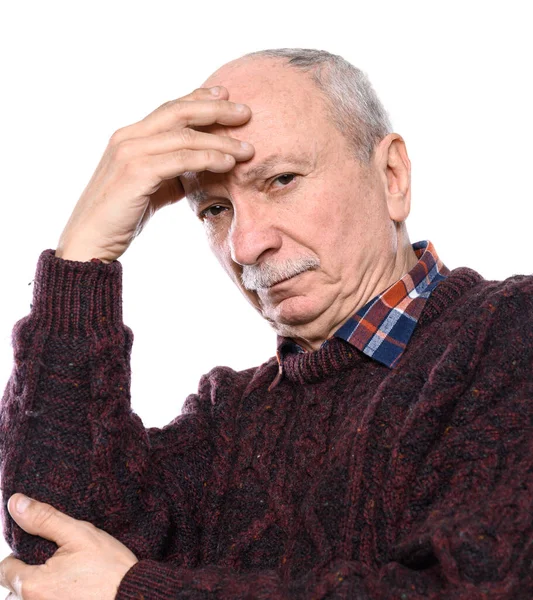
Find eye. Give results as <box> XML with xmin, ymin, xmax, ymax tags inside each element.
<box><xmin>199</xmin><ymin>205</ymin><xmax>227</xmax><ymax>221</ymax></box>
<box><xmin>271</xmin><ymin>173</ymin><xmax>296</xmax><ymax>188</ymax></box>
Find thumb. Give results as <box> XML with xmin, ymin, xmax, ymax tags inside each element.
<box><xmin>8</xmin><ymin>494</ymin><xmax>78</xmax><ymax>547</ymax></box>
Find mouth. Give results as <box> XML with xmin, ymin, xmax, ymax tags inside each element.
<box><xmin>241</xmin><ymin>259</ymin><xmax>320</xmax><ymax>292</ymax></box>
<box><xmin>262</xmin><ymin>270</ymin><xmax>306</xmax><ymax>290</ymax></box>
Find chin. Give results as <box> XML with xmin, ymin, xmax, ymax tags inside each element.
<box><xmin>262</xmin><ymin>295</ymin><xmax>325</xmax><ymax>328</ymax></box>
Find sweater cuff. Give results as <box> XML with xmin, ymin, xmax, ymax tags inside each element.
<box><xmin>116</xmin><ymin>560</ymin><xmax>189</xmax><ymax>599</ymax></box>
<box><xmin>30</xmin><ymin>249</ymin><xmax>125</xmax><ymax>337</ymax></box>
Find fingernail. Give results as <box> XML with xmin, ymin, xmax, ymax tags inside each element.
<box><xmin>235</xmin><ymin>104</ymin><xmax>246</xmax><ymax>112</ymax></box>
<box><xmin>16</xmin><ymin>495</ymin><xmax>32</xmax><ymax>513</ymax></box>
<box><xmin>241</xmin><ymin>141</ymin><xmax>253</xmax><ymax>151</ymax></box>
<box><xmin>210</xmin><ymin>86</ymin><xmax>221</xmax><ymax>96</ymax></box>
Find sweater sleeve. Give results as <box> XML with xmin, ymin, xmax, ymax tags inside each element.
<box><xmin>0</xmin><ymin>250</ymin><xmax>214</xmax><ymax>566</ymax></box>
<box><xmin>115</xmin><ymin>278</ymin><xmax>533</xmax><ymax>599</ymax></box>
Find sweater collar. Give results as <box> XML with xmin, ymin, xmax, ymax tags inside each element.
<box><xmin>270</xmin><ymin>261</ymin><xmax>484</xmax><ymax>387</ymax></box>
<box><xmin>270</xmin><ymin>241</ymin><xmax>452</xmax><ymax>389</ymax></box>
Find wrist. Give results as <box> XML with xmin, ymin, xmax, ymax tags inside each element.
<box><xmin>31</xmin><ymin>249</ymin><xmax>124</xmax><ymax>336</ymax></box>
<box><xmin>55</xmin><ymin>249</ymin><xmax>112</xmax><ymax>264</ymax></box>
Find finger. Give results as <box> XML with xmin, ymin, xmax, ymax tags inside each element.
<box><xmin>140</xmin><ymin>149</ymin><xmax>238</xmax><ymax>187</ymax></box>
<box><xmin>7</xmin><ymin>494</ymin><xmax>88</xmax><ymax>548</ymax></box>
<box><xmin>113</xmin><ymin>86</ymin><xmax>229</xmax><ymax>142</ymax></box>
<box><xmin>118</xmin><ymin>99</ymin><xmax>251</xmax><ymax>141</ymax></box>
<box><xmin>111</xmin><ymin>128</ymin><xmax>255</xmax><ymax>162</ymax></box>
<box><xmin>159</xmin><ymin>85</ymin><xmax>229</xmax><ymax>105</ymax></box>
<box><xmin>110</xmin><ymin>86</ymin><xmax>228</xmax><ymax>143</ymax></box>
<box><xmin>144</xmin><ymin>85</ymin><xmax>230</xmax><ymax>119</ymax></box>
<box><xmin>127</xmin><ymin>150</ymin><xmax>235</xmax><ymax>195</ymax></box>
<box><xmin>0</xmin><ymin>554</ymin><xmax>27</xmax><ymax>595</ymax></box>
<box><xmin>157</xmin><ymin>99</ymin><xmax>251</xmax><ymax>128</ymax></box>
<box><xmin>132</xmin><ymin>86</ymin><xmax>231</xmax><ymax>126</ymax></box>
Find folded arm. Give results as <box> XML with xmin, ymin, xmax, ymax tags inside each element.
<box><xmin>0</xmin><ymin>251</ymin><xmax>214</xmax><ymax>565</ymax></box>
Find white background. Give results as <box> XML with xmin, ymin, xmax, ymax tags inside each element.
<box><xmin>0</xmin><ymin>0</ymin><xmax>531</xmax><ymax>561</ymax></box>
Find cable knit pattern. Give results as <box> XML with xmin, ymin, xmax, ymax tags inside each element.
<box><xmin>1</xmin><ymin>249</ymin><xmax>532</xmax><ymax>599</ymax></box>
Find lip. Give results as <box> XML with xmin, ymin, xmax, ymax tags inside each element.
<box><xmin>267</xmin><ymin>271</ymin><xmax>305</xmax><ymax>290</ymax></box>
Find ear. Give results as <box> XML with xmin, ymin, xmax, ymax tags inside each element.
<box><xmin>373</xmin><ymin>133</ymin><xmax>412</xmax><ymax>223</ymax></box>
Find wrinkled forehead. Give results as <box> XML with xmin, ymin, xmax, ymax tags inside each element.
<box><xmin>180</xmin><ymin>108</ymin><xmax>322</xmax><ymax>198</ymax></box>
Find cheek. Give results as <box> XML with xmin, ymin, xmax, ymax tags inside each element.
<box><xmin>206</xmin><ymin>232</ymin><xmax>245</xmax><ymax>290</ymax></box>
<box><xmin>293</xmin><ymin>190</ymin><xmax>353</xmax><ymax>251</ymax></box>
<box><xmin>205</xmin><ymin>216</ymin><xmax>231</xmax><ymax>256</ymax></box>
<box><xmin>206</xmin><ymin>233</ymin><xmax>264</xmax><ymax>312</ymax></box>
<box><xmin>207</xmin><ymin>233</ymin><xmax>232</xmax><ymax>272</ymax></box>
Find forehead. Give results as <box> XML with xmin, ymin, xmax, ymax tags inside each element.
<box><xmin>204</xmin><ymin>59</ymin><xmax>332</xmax><ymax>143</ymax></box>
<box><xmin>182</xmin><ymin>58</ymin><xmax>337</xmax><ymax>193</ymax></box>
<box><xmin>202</xmin><ymin>57</ymin><xmax>323</xmax><ymax>113</ymax></box>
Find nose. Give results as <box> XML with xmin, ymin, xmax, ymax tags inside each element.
<box><xmin>229</xmin><ymin>202</ymin><xmax>283</xmax><ymax>266</ymax></box>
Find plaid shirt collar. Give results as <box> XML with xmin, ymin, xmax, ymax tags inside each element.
<box><xmin>276</xmin><ymin>240</ymin><xmax>450</xmax><ymax>370</ymax></box>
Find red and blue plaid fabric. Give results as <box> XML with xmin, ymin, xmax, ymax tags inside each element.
<box><xmin>277</xmin><ymin>240</ymin><xmax>450</xmax><ymax>369</ymax></box>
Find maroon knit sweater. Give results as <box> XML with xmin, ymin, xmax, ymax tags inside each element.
<box><xmin>1</xmin><ymin>249</ymin><xmax>532</xmax><ymax>599</ymax></box>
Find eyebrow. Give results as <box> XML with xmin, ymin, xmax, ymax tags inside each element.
<box><xmin>239</xmin><ymin>152</ymin><xmax>313</xmax><ymax>183</ymax></box>
<box><xmin>186</xmin><ymin>151</ymin><xmax>314</xmax><ymax>206</ymax></box>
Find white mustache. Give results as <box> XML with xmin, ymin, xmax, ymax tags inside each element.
<box><xmin>241</xmin><ymin>257</ymin><xmax>320</xmax><ymax>291</ymax></box>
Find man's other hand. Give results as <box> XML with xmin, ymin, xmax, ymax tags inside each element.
<box><xmin>56</xmin><ymin>86</ymin><xmax>255</xmax><ymax>263</ymax></box>
<box><xmin>0</xmin><ymin>494</ymin><xmax>138</xmax><ymax>599</ymax></box>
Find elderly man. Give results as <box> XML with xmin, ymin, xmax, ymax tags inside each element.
<box><xmin>0</xmin><ymin>48</ymin><xmax>532</xmax><ymax>599</ymax></box>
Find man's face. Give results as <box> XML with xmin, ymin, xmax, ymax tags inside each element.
<box><xmin>182</xmin><ymin>59</ymin><xmax>396</xmax><ymax>344</ymax></box>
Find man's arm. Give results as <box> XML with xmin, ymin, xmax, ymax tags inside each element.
<box><xmin>1</xmin><ymin>85</ymin><xmax>254</xmax><ymax>565</ymax></box>
<box><xmin>0</xmin><ymin>250</ymin><xmax>217</xmax><ymax>565</ymax></box>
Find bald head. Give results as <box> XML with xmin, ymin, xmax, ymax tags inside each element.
<box><xmin>201</xmin><ymin>55</ymin><xmax>331</xmax><ymax>128</ymax></box>
<box><xmin>202</xmin><ymin>53</ymin><xmax>286</xmax><ymax>89</ymax></box>
<box><xmin>202</xmin><ymin>48</ymin><xmax>392</xmax><ymax>162</ymax></box>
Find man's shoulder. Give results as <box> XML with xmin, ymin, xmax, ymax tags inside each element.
<box><xmin>197</xmin><ymin>356</ymin><xmax>279</xmax><ymax>397</ymax></box>
<box><xmin>180</xmin><ymin>357</ymin><xmax>279</xmax><ymax>419</ymax></box>
<box><xmin>444</xmin><ymin>268</ymin><xmax>533</xmax><ymax>362</ymax></box>
<box><xmin>446</xmin><ymin>267</ymin><xmax>533</xmax><ymax>321</ymax></box>
<box><xmin>420</xmin><ymin>267</ymin><xmax>533</xmax><ymax>363</ymax></box>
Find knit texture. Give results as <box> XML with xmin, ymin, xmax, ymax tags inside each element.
<box><xmin>1</xmin><ymin>249</ymin><xmax>532</xmax><ymax>599</ymax></box>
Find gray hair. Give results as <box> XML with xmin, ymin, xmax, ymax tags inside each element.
<box><xmin>243</xmin><ymin>48</ymin><xmax>392</xmax><ymax>162</ymax></box>
<box><xmin>241</xmin><ymin>256</ymin><xmax>320</xmax><ymax>290</ymax></box>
